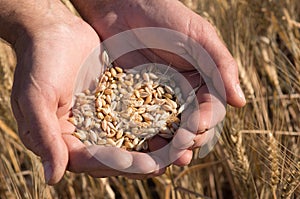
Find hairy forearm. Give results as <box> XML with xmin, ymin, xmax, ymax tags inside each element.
<box><xmin>0</xmin><ymin>0</ymin><xmax>77</xmax><ymax>45</ymax></box>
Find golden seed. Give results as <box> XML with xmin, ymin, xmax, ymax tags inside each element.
<box><xmin>95</xmin><ymin>98</ymin><xmax>102</xmax><ymax>108</ymax></box>
<box><xmin>101</xmin><ymin>120</ymin><xmax>107</xmax><ymax>131</ymax></box>
<box><xmin>164</xmin><ymin>93</ymin><xmax>173</xmax><ymax>99</ymax></box>
<box><xmin>104</xmin><ymin>115</ymin><xmax>112</xmax><ymax>122</ymax></box>
<box><xmin>115</xmin><ymin>66</ymin><xmax>123</xmax><ymax>73</ymax></box>
<box><xmin>97</xmin><ymin>112</ymin><xmax>104</xmax><ymax>120</ymax></box>
<box><xmin>149</xmin><ymin>72</ymin><xmax>158</xmax><ymax>79</ymax></box>
<box><xmin>116</xmin><ymin>130</ymin><xmax>124</xmax><ymax>139</ymax></box>
<box><xmin>125</xmin><ymin>141</ymin><xmax>134</xmax><ymax>149</ymax></box>
<box><xmin>110</xmin><ymin>83</ymin><xmax>117</xmax><ymax>89</ymax></box>
<box><xmin>134</xmin><ymin>90</ymin><xmax>140</xmax><ymax>98</ymax></box>
<box><xmin>132</xmin><ymin>137</ymin><xmax>139</xmax><ymax>146</ymax></box>
<box><xmin>97</xmin><ymin>139</ymin><xmax>107</xmax><ymax>145</ymax></box>
<box><xmin>144</xmin><ymin>95</ymin><xmax>152</xmax><ymax>104</ymax></box>
<box><xmin>104</xmin><ymin>89</ymin><xmax>112</xmax><ymax>95</ymax></box>
<box><xmin>101</xmin><ymin>98</ymin><xmax>106</xmax><ymax>106</ymax></box>
<box><xmin>99</xmin><ymin>132</ymin><xmax>108</xmax><ymax>137</ymax></box>
<box><xmin>68</xmin><ymin>117</ymin><xmax>77</xmax><ymax>126</ymax></box>
<box><xmin>107</xmin><ymin>138</ymin><xmax>116</xmax><ymax>146</ymax></box>
<box><xmin>110</xmin><ymin>68</ymin><xmax>117</xmax><ymax>77</ymax></box>
<box><xmin>164</xmin><ymin>85</ymin><xmax>174</xmax><ymax>94</ymax></box>
<box><xmin>74</xmin><ymin>131</ymin><xmax>87</xmax><ymax>140</ymax></box>
<box><xmin>140</xmin><ymin>91</ymin><xmax>149</xmax><ymax>98</ymax></box>
<box><xmin>106</xmin><ymin>95</ymin><xmax>112</xmax><ymax>104</ymax></box>
<box><xmin>116</xmin><ymin>137</ymin><xmax>125</xmax><ymax>148</ymax></box>
<box><xmin>143</xmin><ymin>73</ymin><xmax>150</xmax><ymax>82</ymax></box>
<box><xmin>137</xmin><ymin>107</ymin><xmax>146</xmax><ymax>114</ymax></box>
<box><xmin>162</xmin><ymin>104</ymin><xmax>173</xmax><ymax>112</ymax></box>
<box><xmin>105</xmin><ymin>71</ymin><xmax>112</xmax><ymax>77</ymax></box>
<box><xmin>106</xmin><ymin>129</ymin><xmax>116</xmax><ymax>138</ymax></box>
<box><xmin>166</xmin><ymin>98</ymin><xmax>177</xmax><ymax>109</ymax></box>
<box><xmin>124</xmin><ymin>80</ymin><xmax>133</xmax><ymax>86</ymax></box>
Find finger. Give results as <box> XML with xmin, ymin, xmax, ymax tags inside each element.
<box><xmin>185</xmin><ymin>13</ymin><xmax>246</xmax><ymax>107</ymax></box>
<box><xmin>168</xmin><ymin>128</ymin><xmax>194</xmax><ymax>167</ymax></box>
<box><xmin>64</xmin><ymin>133</ymin><xmax>158</xmax><ymax>175</ymax></box>
<box><xmin>184</xmin><ymin>85</ymin><xmax>226</xmax><ymax>134</ymax></box>
<box><xmin>172</xmin><ymin>149</ymin><xmax>193</xmax><ymax>166</ymax></box>
<box><xmin>13</xmin><ymin>91</ymin><xmax>68</xmax><ymax>185</ymax></box>
<box><xmin>191</xmin><ymin>128</ymin><xmax>215</xmax><ymax>149</ymax></box>
<box><xmin>148</xmin><ymin>136</ymin><xmax>170</xmax><ymax>173</ymax></box>
<box><xmin>63</xmin><ymin>134</ymin><xmax>132</xmax><ymax>172</ymax></box>
<box><xmin>127</xmin><ymin>0</ymin><xmax>246</xmax><ymax>107</ymax></box>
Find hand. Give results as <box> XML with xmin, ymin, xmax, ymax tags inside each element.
<box><xmin>9</xmin><ymin>3</ymin><xmax>162</xmax><ymax>184</ymax></box>
<box><xmin>71</xmin><ymin>0</ymin><xmax>246</xmax><ymax>165</ymax></box>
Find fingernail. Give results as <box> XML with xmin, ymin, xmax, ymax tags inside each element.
<box><xmin>235</xmin><ymin>84</ymin><xmax>246</xmax><ymax>103</ymax></box>
<box><xmin>43</xmin><ymin>161</ymin><xmax>52</xmax><ymax>184</ymax></box>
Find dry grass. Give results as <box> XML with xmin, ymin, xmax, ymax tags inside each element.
<box><xmin>0</xmin><ymin>0</ymin><xmax>299</xmax><ymax>198</ymax></box>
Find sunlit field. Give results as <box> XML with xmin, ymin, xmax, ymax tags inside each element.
<box><xmin>0</xmin><ymin>0</ymin><xmax>299</xmax><ymax>198</ymax></box>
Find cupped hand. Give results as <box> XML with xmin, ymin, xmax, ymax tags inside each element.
<box><xmin>71</xmin><ymin>0</ymin><xmax>246</xmax><ymax>166</ymax></box>
<box><xmin>10</xmin><ymin>14</ymin><xmax>162</xmax><ymax>184</ymax></box>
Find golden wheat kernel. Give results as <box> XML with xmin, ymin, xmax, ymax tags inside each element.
<box><xmin>95</xmin><ymin>98</ymin><xmax>102</xmax><ymax>108</ymax></box>
<box><xmin>125</xmin><ymin>132</ymin><xmax>136</xmax><ymax>139</ymax></box>
<box><xmin>136</xmin><ymin>114</ymin><xmax>143</xmax><ymax>122</ymax></box>
<box><xmin>139</xmin><ymin>91</ymin><xmax>149</xmax><ymax>98</ymax></box>
<box><xmin>116</xmin><ymin>137</ymin><xmax>125</xmax><ymax>148</ymax></box>
<box><xmin>84</xmin><ymin>117</ymin><xmax>92</xmax><ymax>128</ymax></box>
<box><xmin>164</xmin><ymin>93</ymin><xmax>173</xmax><ymax>99</ymax></box>
<box><xmin>99</xmin><ymin>132</ymin><xmax>108</xmax><ymax>137</ymax></box>
<box><xmin>110</xmin><ymin>68</ymin><xmax>117</xmax><ymax>77</ymax></box>
<box><xmin>164</xmin><ymin>85</ymin><xmax>174</xmax><ymax>95</ymax></box>
<box><xmin>124</xmin><ymin>80</ymin><xmax>133</xmax><ymax>86</ymax></box>
<box><xmin>166</xmin><ymin>98</ymin><xmax>177</xmax><ymax>109</ymax></box>
<box><xmin>89</xmin><ymin>130</ymin><xmax>98</xmax><ymax>142</ymax></box>
<box><xmin>97</xmin><ymin>139</ymin><xmax>107</xmax><ymax>145</ymax></box>
<box><xmin>162</xmin><ymin>104</ymin><xmax>173</xmax><ymax>112</ymax></box>
<box><xmin>106</xmin><ymin>95</ymin><xmax>112</xmax><ymax>104</ymax></box>
<box><xmin>114</xmin><ymin>66</ymin><xmax>123</xmax><ymax>73</ymax></box>
<box><xmin>107</xmin><ymin>138</ymin><xmax>116</xmax><ymax>146</ymax></box>
<box><xmin>100</xmin><ymin>98</ymin><xmax>106</xmax><ymax>106</ymax></box>
<box><xmin>137</xmin><ymin>107</ymin><xmax>146</xmax><ymax>114</ymax></box>
<box><xmin>109</xmin><ymin>83</ymin><xmax>117</xmax><ymax>89</ymax></box>
<box><xmin>125</xmin><ymin>141</ymin><xmax>135</xmax><ymax>149</ymax></box>
<box><xmin>148</xmin><ymin>72</ymin><xmax>158</xmax><ymax>79</ymax></box>
<box><xmin>134</xmin><ymin>90</ymin><xmax>140</xmax><ymax>98</ymax></box>
<box><xmin>142</xmin><ymin>73</ymin><xmax>150</xmax><ymax>82</ymax></box>
<box><xmin>104</xmin><ymin>70</ymin><xmax>112</xmax><ymax>77</ymax></box>
<box><xmin>68</xmin><ymin>117</ymin><xmax>77</xmax><ymax>126</ymax></box>
<box><xmin>145</xmin><ymin>86</ymin><xmax>151</xmax><ymax>95</ymax></box>
<box><xmin>74</xmin><ymin>131</ymin><xmax>87</xmax><ymax>140</ymax></box>
<box><xmin>144</xmin><ymin>95</ymin><xmax>152</xmax><ymax>104</ymax></box>
<box><xmin>101</xmin><ymin>120</ymin><xmax>108</xmax><ymax>131</ymax></box>
<box><xmin>116</xmin><ymin>130</ymin><xmax>123</xmax><ymax>139</ymax></box>
<box><xmin>104</xmin><ymin>89</ymin><xmax>112</xmax><ymax>95</ymax></box>
<box><xmin>135</xmin><ymin>73</ymin><xmax>140</xmax><ymax>79</ymax></box>
<box><xmin>132</xmin><ymin>137</ymin><xmax>139</xmax><ymax>146</ymax></box>
<box><xmin>106</xmin><ymin>130</ymin><xmax>116</xmax><ymax>138</ymax></box>
<box><xmin>104</xmin><ymin>115</ymin><xmax>112</xmax><ymax>123</ymax></box>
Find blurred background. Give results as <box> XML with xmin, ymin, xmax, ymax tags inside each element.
<box><xmin>0</xmin><ymin>0</ymin><xmax>299</xmax><ymax>198</ymax></box>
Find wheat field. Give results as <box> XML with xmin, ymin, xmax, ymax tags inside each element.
<box><xmin>0</xmin><ymin>0</ymin><xmax>299</xmax><ymax>198</ymax></box>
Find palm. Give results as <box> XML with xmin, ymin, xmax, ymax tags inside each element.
<box><xmin>11</xmin><ymin>20</ymin><xmax>100</xmax><ymax>183</ymax></box>
<box><xmin>82</xmin><ymin>0</ymin><xmax>226</xmax><ymax>165</ymax></box>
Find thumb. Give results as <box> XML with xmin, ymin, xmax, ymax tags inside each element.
<box><xmin>12</xmin><ymin>89</ymin><xmax>69</xmax><ymax>185</ymax></box>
